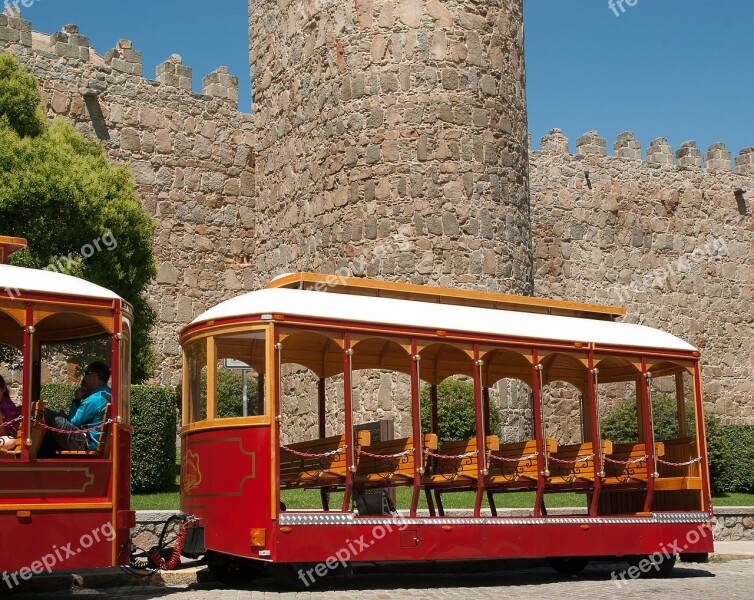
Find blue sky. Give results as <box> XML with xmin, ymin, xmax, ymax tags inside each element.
<box><xmin>16</xmin><ymin>0</ymin><xmax>754</xmax><ymax>161</ymax></box>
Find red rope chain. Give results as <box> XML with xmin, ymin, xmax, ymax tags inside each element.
<box><xmin>34</xmin><ymin>418</ymin><xmax>113</xmax><ymax>436</ymax></box>
<box><xmin>657</xmin><ymin>456</ymin><xmax>702</xmax><ymax>467</ymax></box>
<box><xmin>358</xmin><ymin>448</ymin><xmax>414</xmax><ymax>459</ymax></box>
<box><xmin>425</xmin><ymin>449</ymin><xmax>477</xmax><ymax>460</ymax></box>
<box><xmin>1</xmin><ymin>415</ymin><xmax>23</xmax><ymax>428</ymax></box>
<box><xmin>487</xmin><ymin>451</ymin><xmax>538</xmax><ymax>463</ymax></box>
<box><xmin>547</xmin><ymin>453</ymin><xmax>594</xmax><ymax>464</ymax></box>
<box><xmin>280</xmin><ymin>444</ymin><xmax>346</xmax><ymax>458</ymax></box>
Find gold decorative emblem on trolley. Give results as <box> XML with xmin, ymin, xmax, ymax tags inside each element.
<box><xmin>181</xmin><ymin>449</ymin><xmax>202</xmax><ymax>493</ymax></box>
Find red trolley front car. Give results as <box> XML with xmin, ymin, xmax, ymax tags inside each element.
<box><xmin>0</xmin><ymin>237</ymin><xmax>134</xmax><ymax>577</ymax></box>
<box><xmin>179</xmin><ymin>273</ymin><xmax>713</xmax><ymax>586</ymax></box>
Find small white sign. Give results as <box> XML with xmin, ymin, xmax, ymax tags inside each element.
<box><xmin>224</xmin><ymin>358</ymin><xmax>250</xmax><ymax>369</ymax></box>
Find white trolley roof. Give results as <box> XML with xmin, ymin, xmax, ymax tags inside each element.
<box><xmin>189</xmin><ymin>287</ymin><xmax>696</xmax><ymax>353</ymax></box>
<box><xmin>0</xmin><ymin>263</ymin><xmax>122</xmax><ymax>301</ymax></box>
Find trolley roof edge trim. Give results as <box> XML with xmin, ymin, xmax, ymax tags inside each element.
<box><xmin>266</xmin><ymin>272</ymin><xmax>627</xmax><ymax>320</ymax></box>
<box><xmin>185</xmin><ymin>287</ymin><xmax>697</xmax><ymax>353</ymax></box>
<box><xmin>0</xmin><ymin>264</ymin><xmax>123</xmax><ymax>302</ymax></box>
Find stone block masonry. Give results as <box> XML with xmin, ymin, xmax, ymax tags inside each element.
<box><xmin>248</xmin><ymin>0</ymin><xmax>532</xmax><ymax>294</ymax></box>
<box><xmin>532</xmin><ymin>129</ymin><xmax>754</xmax><ymax>423</ymax></box>
<box><xmin>1</xmin><ymin>8</ymin><xmax>254</xmax><ymax>386</ymax></box>
<box><xmin>2</xmin><ymin>3</ymin><xmax>753</xmax><ymax>431</ymax></box>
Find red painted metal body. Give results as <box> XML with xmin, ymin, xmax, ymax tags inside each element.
<box><xmin>181</xmin><ymin>426</ymin><xmax>272</xmax><ymax>561</ymax></box>
<box><xmin>0</xmin><ymin>288</ymin><xmax>132</xmax><ymax>575</ymax></box>
<box><xmin>0</xmin><ymin>449</ymin><xmax>132</xmax><ymax>573</ymax></box>
<box><xmin>181</xmin><ymin>424</ymin><xmax>713</xmax><ymax>566</ymax></box>
<box><xmin>178</xmin><ymin>278</ymin><xmax>714</xmax><ymax>572</ymax></box>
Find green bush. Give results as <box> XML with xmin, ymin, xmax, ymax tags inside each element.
<box><xmin>709</xmin><ymin>423</ymin><xmax>754</xmax><ymax>494</ymax></box>
<box><xmin>419</xmin><ymin>379</ymin><xmax>501</xmax><ymax>444</ymax></box>
<box><xmin>704</xmin><ymin>414</ymin><xmax>726</xmax><ymax>495</ymax></box>
<box><xmin>216</xmin><ymin>369</ymin><xmax>258</xmax><ymax>418</ymax></box>
<box><xmin>176</xmin><ymin>369</ymin><xmax>259</xmax><ymax>420</ymax></box>
<box><xmin>40</xmin><ymin>382</ymin><xmax>78</xmax><ymax>414</ymax></box>
<box><xmin>600</xmin><ymin>395</ymin><xmax>754</xmax><ymax>495</ymax></box>
<box><xmin>600</xmin><ymin>394</ymin><xmax>694</xmax><ymax>443</ymax></box>
<box><xmin>41</xmin><ymin>382</ymin><xmax>178</xmax><ymax>494</ymax></box>
<box><xmin>130</xmin><ymin>385</ymin><xmax>177</xmax><ymax>493</ymax></box>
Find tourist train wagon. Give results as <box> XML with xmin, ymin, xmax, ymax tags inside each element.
<box><xmin>178</xmin><ymin>272</ymin><xmax>713</xmax><ymax>584</ymax></box>
<box><xmin>0</xmin><ymin>237</ymin><xmax>134</xmax><ymax>575</ymax></box>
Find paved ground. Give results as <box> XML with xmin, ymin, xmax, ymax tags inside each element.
<box><xmin>7</xmin><ymin>556</ymin><xmax>754</xmax><ymax>599</ymax></box>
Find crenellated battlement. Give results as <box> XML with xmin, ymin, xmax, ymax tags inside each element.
<box><xmin>0</xmin><ymin>7</ymin><xmax>239</xmax><ymax>108</ymax></box>
<box><xmin>536</xmin><ymin>128</ymin><xmax>753</xmax><ymax>175</ymax></box>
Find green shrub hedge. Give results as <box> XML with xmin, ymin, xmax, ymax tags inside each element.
<box><xmin>40</xmin><ymin>382</ymin><xmax>78</xmax><ymax>414</ymax></box>
<box><xmin>130</xmin><ymin>385</ymin><xmax>177</xmax><ymax>493</ymax></box>
<box><xmin>707</xmin><ymin>422</ymin><xmax>754</xmax><ymax>494</ymax></box>
<box><xmin>175</xmin><ymin>369</ymin><xmax>259</xmax><ymax>420</ymax></box>
<box><xmin>41</xmin><ymin>383</ymin><xmax>177</xmax><ymax>493</ymax></box>
<box><xmin>600</xmin><ymin>395</ymin><xmax>754</xmax><ymax>495</ymax></box>
<box><xmin>419</xmin><ymin>379</ymin><xmax>501</xmax><ymax>444</ymax></box>
<box><xmin>600</xmin><ymin>394</ymin><xmax>694</xmax><ymax>443</ymax></box>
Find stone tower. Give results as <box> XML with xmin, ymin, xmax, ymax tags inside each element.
<box><xmin>248</xmin><ymin>0</ymin><xmax>531</xmax><ymax>293</ymax></box>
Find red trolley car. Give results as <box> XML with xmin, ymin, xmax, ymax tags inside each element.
<box><xmin>0</xmin><ymin>237</ymin><xmax>134</xmax><ymax>579</ymax></box>
<box><xmin>179</xmin><ymin>273</ymin><xmax>713</xmax><ymax>585</ymax></box>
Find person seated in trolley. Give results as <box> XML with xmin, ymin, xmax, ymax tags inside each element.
<box><xmin>0</xmin><ymin>374</ymin><xmax>19</xmax><ymax>450</ymax></box>
<box><xmin>40</xmin><ymin>361</ymin><xmax>112</xmax><ymax>453</ymax></box>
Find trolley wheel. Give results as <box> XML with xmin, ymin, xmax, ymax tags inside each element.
<box><xmin>680</xmin><ymin>552</ymin><xmax>708</xmax><ymax>563</ymax></box>
<box><xmin>204</xmin><ymin>551</ymin><xmax>257</xmax><ymax>584</ymax></box>
<box><xmin>627</xmin><ymin>552</ymin><xmax>677</xmax><ymax>577</ymax></box>
<box><xmin>546</xmin><ymin>556</ymin><xmax>589</xmax><ymax>576</ymax></box>
<box><xmin>269</xmin><ymin>562</ymin><xmax>319</xmax><ymax>591</ymax></box>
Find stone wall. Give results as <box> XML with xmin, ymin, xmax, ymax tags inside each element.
<box><xmin>1</xmin><ymin>8</ymin><xmax>255</xmax><ymax>386</ymax></box>
<box><xmin>3</xmin><ymin>6</ymin><xmax>753</xmax><ymax>429</ymax></box>
<box><xmin>248</xmin><ymin>0</ymin><xmax>532</xmax><ymax>293</ymax></box>
<box><xmin>531</xmin><ymin>129</ymin><xmax>754</xmax><ymax>423</ymax></box>
<box><xmin>131</xmin><ymin>507</ymin><xmax>754</xmax><ymax>543</ymax></box>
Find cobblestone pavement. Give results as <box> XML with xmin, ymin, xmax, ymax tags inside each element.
<box><xmin>8</xmin><ymin>558</ymin><xmax>754</xmax><ymax>599</ymax></box>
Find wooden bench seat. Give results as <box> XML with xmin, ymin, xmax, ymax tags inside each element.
<box><xmin>653</xmin><ymin>437</ymin><xmax>703</xmax><ymax>491</ymax></box>
<box><xmin>0</xmin><ymin>416</ymin><xmax>23</xmax><ymax>458</ymax></box>
<box><xmin>653</xmin><ymin>476</ymin><xmax>703</xmax><ymax>490</ymax></box>
<box><xmin>422</xmin><ymin>435</ymin><xmax>500</xmax><ymax>488</ymax></box>
<box><xmin>280</xmin><ymin>430</ymin><xmax>370</xmax><ymax>489</ymax></box>
<box><xmin>0</xmin><ymin>401</ymin><xmax>44</xmax><ymax>459</ymax></box>
<box><xmin>546</xmin><ymin>440</ymin><xmax>613</xmax><ymax>487</ymax></box>
<box><xmin>602</xmin><ymin>441</ymin><xmax>665</xmax><ymax>486</ymax></box>
<box><xmin>354</xmin><ymin>433</ymin><xmax>438</xmax><ymax>488</ymax></box>
<box><xmin>56</xmin><ymin>403</ymin><xmax>112</xmax><ymax>457</ymax></box>
<box><xmin>421</xmin><ymin>435</ymin><xmax>499</xmax><ymax>516</ymax></box>
<box><xmin>486</xmin><ymin>438</ymin><xmax>557</xmax><ymax>488</ymax></box>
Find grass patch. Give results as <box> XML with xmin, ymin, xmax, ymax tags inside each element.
<box><xmin>131</xmin><ymin>458</ymin><xmax>180</xmax><ymax>511</ymax></box>
<box><xmin>710</xmin><ymin>493</ymin><xmax>754</xmax><ymax>507</ymax></box>
<box><xmin>131</xmin><ymin>485</ymin><xmax>180</xmax><ymax>511</ymax></box>
<box><xmin>281</xmin><ymin>488</ymin><xmax>587</xmax><ymax>512</ymax></box>
<box><xmin>133</xmin><ymin>467</ymin><xmax>754</xmax><ymax>512</ymax></box>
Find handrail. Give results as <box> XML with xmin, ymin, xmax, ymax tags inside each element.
<box><xmin>475</xmin><ymin>359</ymin><xmax>488</xmax><ymax>476</ymax></box>
<box><xmin>536</xmin><ymin>364</ymin><xmax>549</xmax><ymax>476</ymax></box>
<box><xmin>274</xmin><ymin>342</ymin><xmax>283</xmax><ymax>428</ymax></box>
<box><xmin>645</xmin><ymin>372</ymin><xmax>660</xmax><ymax>478</ymax></box>
<box><xmin>413</xmin><ymin>354</ymin><xmax>424</xmax><ymax>473</ymax></box>
<box><xmin>24</xmin><ymin>324</ymin><xmax>35</xmax><ymax>449</ymax></box>
<box><xmin>346</xmin><ymin>348</ymin><xmax>355</xmax><ymax>473</ymax></box>
<box><xmin>592</xmin><ymin>367</ymin><xmax>605</xmax><ymax>478</ymax></box>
